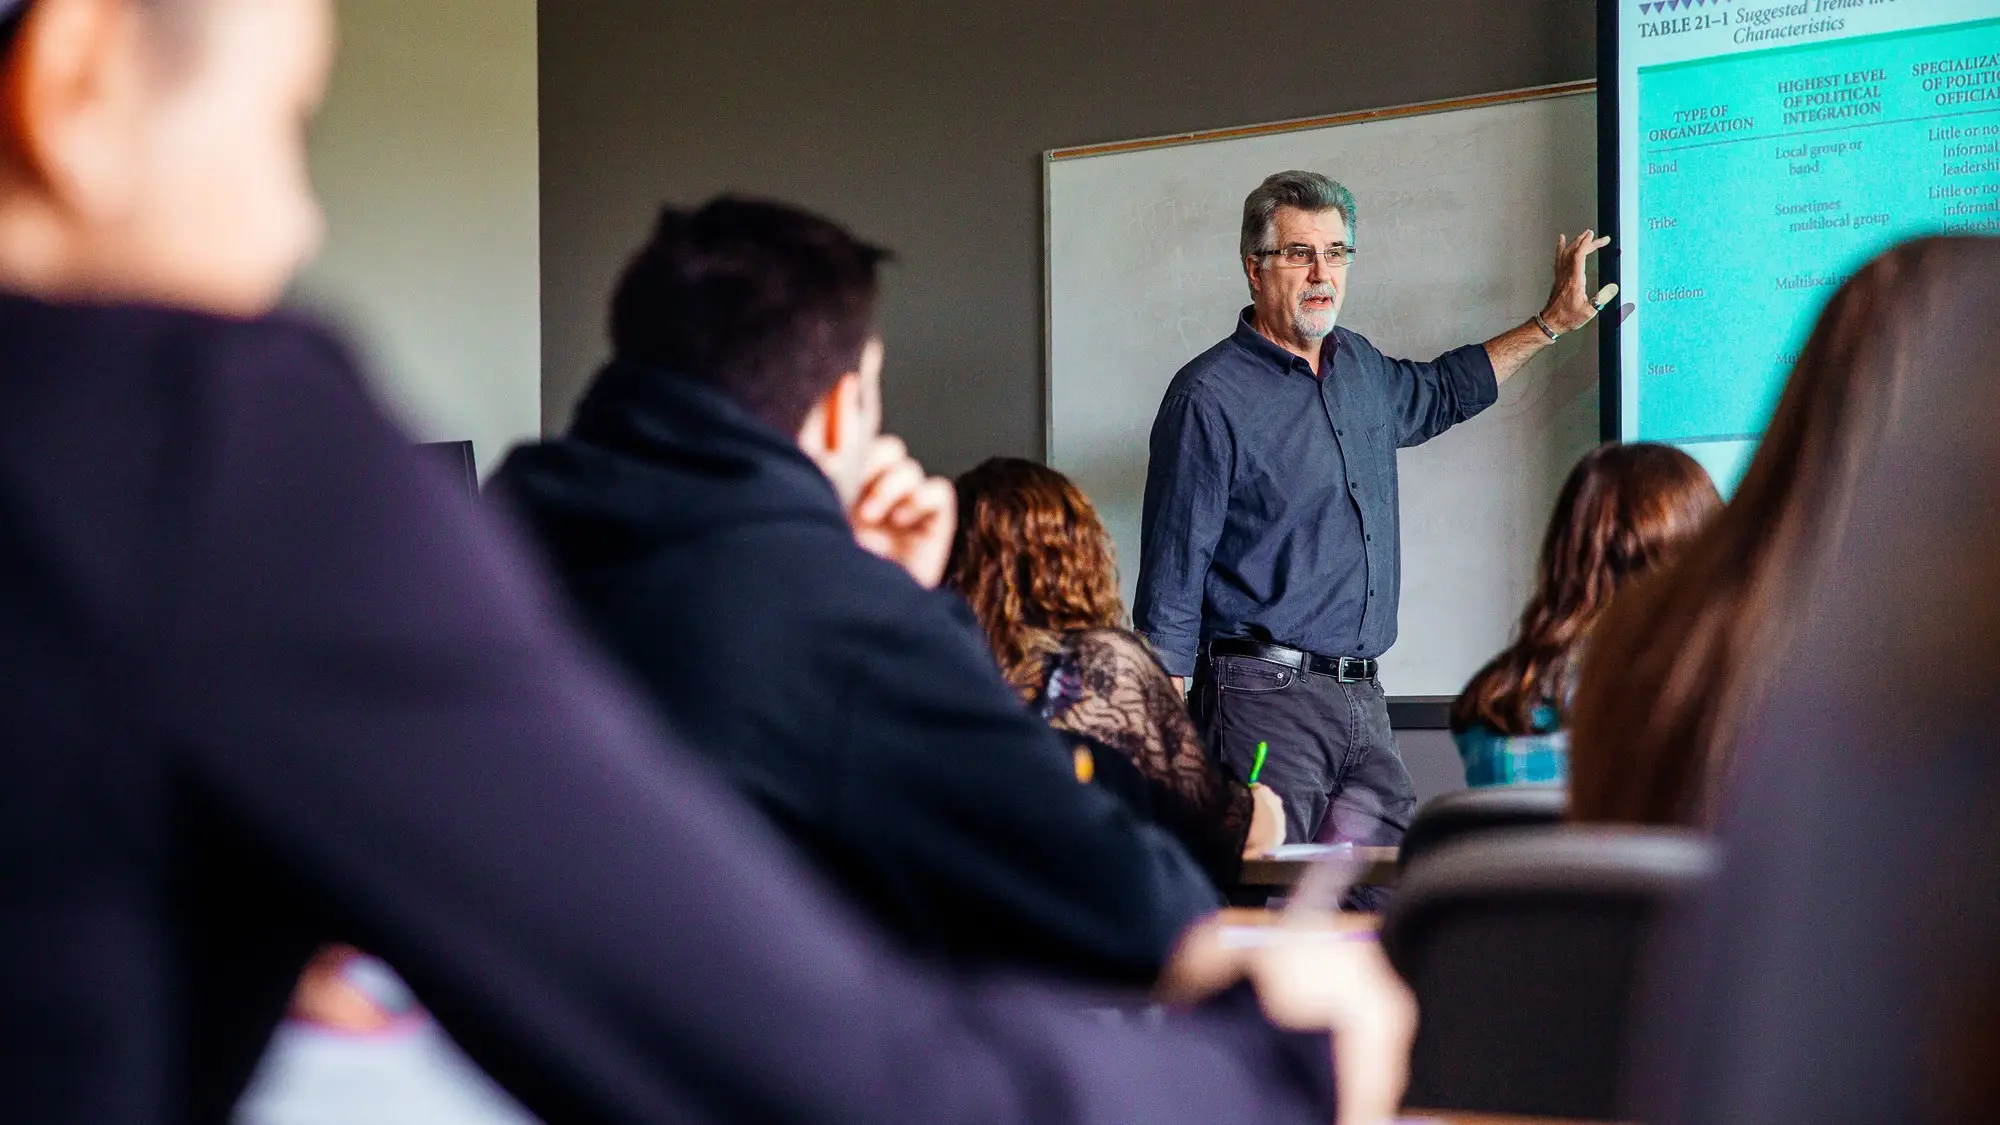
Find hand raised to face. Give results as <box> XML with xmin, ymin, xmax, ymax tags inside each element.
<box><xmin>848</xmin><ymin>436</ymin><xmax>957</xmax><ymax>589</ymax></box>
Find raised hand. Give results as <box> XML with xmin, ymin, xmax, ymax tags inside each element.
<box><xmin>849</xmin><ymin>436</ymin><xmax>958</xmax><ymax>589</ymax></box>
<box><xmin>1541</xmin><ymin>230</ymin><xmax>1618</xmax><ymax>335</ymax></box>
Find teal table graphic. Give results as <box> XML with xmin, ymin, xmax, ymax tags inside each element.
<box><xmin>1634</xmin><ymin>16</ymin><xmax>2000</xmax><ymax>448</ymax></box>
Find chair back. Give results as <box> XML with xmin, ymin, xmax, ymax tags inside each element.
<box><xmin>1394</xmin><ymin>785</ymin><xmax>1566</xmax><ymax>867</ymax></box>
<box><xmin>1380</xmin><ymin>827</ymin><xmax>1716</xmax><ymax>1120</ymax></box>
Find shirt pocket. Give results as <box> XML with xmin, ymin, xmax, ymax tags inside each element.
<box><xmin>1339</xmin><ymin>422</ymin><xmax>1397</xmax><ymax>505</ymax></box>
<box><xmin>1363</xmin><ymin>421</ymin><xmax>1397</xmax><ymax>470</ymax></box>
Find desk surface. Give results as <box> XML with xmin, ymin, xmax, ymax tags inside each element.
<box><xmin>1238</xmin><ymin>846</ymin><xmax>1399</xmax><ymax>888</ymax></box>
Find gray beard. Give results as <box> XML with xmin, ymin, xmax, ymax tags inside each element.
<box><xmin>1292</xmin><ymin>307</ymin><xmax>1337</xmax><ymax>340</ymax></box>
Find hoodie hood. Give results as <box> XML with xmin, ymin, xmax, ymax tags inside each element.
<box><xmin>493</xmin><ymin>361</ymin><xmax>850</xmax><ymax>567</ymax></box>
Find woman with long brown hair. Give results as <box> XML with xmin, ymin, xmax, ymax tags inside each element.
<box><xmin>1568</xmin><ymin>238</ymin><xmax>1936</xmax><ymax>826</ymax></box>
<box><xmin>1628</xmin><ymin>236</ymin><xmax>2000</xmax><ymax>1125</ymax></box>
<box><xmin>1450</xmin><ymin>443</ymin><xmax>1720</xmax><ymax>786</ymax></box>
<box><xmin>946</xmin><ymin>458</ymin><xmax>1285</xmax><ymax>888</ymax></box>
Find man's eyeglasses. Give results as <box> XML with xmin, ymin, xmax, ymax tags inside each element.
<box><xmin>1254</xmin><ymin>244</ymin><xmax>1358</xmax><ymax>268</ymax></box>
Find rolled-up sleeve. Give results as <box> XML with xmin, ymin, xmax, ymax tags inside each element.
<box><xmin>1135</xmin><ymin>393</ymin><xmax>1230</xmax><ymax>676</ymax></box>
<box><xmin>1385</xmin><ymin>342</ymin><xmax>1499</xmax><ymax>448</ymax></box>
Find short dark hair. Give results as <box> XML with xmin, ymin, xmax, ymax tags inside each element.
<box><xmin>609</xmin><ymin>197</ymin><xmax>891</xmax><ymax>435</ymax></box>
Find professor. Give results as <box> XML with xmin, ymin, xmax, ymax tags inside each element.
<box><xmin>1135</xmin><ymin>170</ymin><xmax>1612</xmax><ymax>848</ymax></box>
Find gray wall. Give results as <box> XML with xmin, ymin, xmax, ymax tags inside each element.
<box><xmin>538</xmin><ymin>0</ymin><xmax>1595</xmax><ymax>474</ymax></box>
<box><xmin>304</xmin><ymin>0</ymin><xmax>541</xmax><ymax>475</ymax></box>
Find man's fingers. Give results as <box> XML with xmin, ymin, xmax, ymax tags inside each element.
<box><xmin>853</xmin><ymin>440</ymin><xmax>912</xmax><ymax>515</ymax></box>
<box><xmin>880</xmin><ymin>478</ymin><xmax>954</xmax><ymax>530</ymax></box>
<box><xmin>1555</xmin><ymin>231</ymin><xmax>1609</xmax><ymax>279</ymax></box>
<box><xmin>862</xmin><ymin>464</ymin><xmax>926</xmax><ymax>522</ymax></box>
<box><xmin>1558</xmin><ymin>231</ymin><xmax>1609</xmax><ymax>261</ymax></box>
<box><xmin>855</xmin><ymin>458</ymin><xmax>926</xmax><ymax>523</ymax></box>
<box><xmin>859</xmin><ymin>462</ymin><xmax>953</xmax><ymax>540</ymax></box>
<box><xmin>858</xmin><ymin>435</ymin><xmax>910</xmax><ymax>482</ymax></box>
<box><xmin>1592</xmin><ymin>282</ymin><xmax>1620</xmax><ymax>310</ymax></box>
<box><xmin>1560</xmin><ymin>234</ymin><xmax>1592</xmax><ymax>280</ymax></box>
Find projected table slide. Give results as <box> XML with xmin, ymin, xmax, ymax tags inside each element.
<box><xmin>1615</xmin><ymin>0</ymin><xmax>2000</xmax><ymax>488</ymax></box>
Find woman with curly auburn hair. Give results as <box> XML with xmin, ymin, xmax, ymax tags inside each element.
<box><xmin>946</xmin><ymin>458</ymin><xmax>1285</xmax><ymax>887</ymax></box>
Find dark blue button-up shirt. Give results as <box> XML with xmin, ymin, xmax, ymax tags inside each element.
<box><xmin>1134</xmin><ymin>309</ymin><xmax>1499</xmax><ymax>676</ymax></box>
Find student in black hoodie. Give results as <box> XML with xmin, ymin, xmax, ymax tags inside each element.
<box><xmin>494</xmin><ymin>198</ymin><xmax>1222</xmax><ymax>984</ymax></box>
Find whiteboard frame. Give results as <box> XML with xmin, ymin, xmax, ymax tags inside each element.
<box><xmin>1039</xmin><ymin>78</ymin><xmax>1597</xmax><ymax>464</ymax></box>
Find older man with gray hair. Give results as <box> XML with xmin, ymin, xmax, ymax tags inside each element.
<box><xmin>1135</xmin><ymin>170</ymin><xmax>1613</xmax><ymax>858</ymax></box>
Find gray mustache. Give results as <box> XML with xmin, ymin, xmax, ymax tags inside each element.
<box><xmin>1298</xmin><ymin>286</ymin><xmax>1339</xmax><ymax>305</ymax></box>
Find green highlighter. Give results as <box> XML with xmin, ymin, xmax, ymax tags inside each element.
<box><xmin>1249</xmin><ymin>741</ymin><xmax>1269</xmax><ymax>785</ymax></box>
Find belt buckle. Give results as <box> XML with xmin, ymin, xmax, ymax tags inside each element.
<box><xmin>1335</xmin><ymin>657</ymin><xmax>1367</xmax><ymax>683</ymax></box>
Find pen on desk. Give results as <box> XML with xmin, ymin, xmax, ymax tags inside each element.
<box><xmin>1249</xmin><ymin>741</ymin><xmax>1268</xmax><ymax>785</ymax></box>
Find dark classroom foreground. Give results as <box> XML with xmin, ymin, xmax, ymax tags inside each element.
<box><xmin>0</xmin><ymin>294</ymin><xmax>1337</xmax><ymax>1125</ymax></box>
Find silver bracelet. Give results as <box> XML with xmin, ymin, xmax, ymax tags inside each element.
<box><xmin>1531</xmin><ymin>313</ymin><xmax>1561</xmax><ymax>342</ymax></box>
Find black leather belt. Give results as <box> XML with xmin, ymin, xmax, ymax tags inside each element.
<box><xmin>1207</xmin><ymin>638</ymin><xmax>1378</xmax><ymax>682</ymax></box>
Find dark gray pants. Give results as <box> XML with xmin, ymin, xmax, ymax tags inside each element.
<box><xmin>1190</xmin><ymin>650</ymin><xmax>1416</xmax><ymax>848</ymax></box>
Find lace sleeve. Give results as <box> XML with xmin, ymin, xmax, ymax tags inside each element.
<box><xmin>1044</xmin><ymin>629</ymin><xmax>1253</xmax><ymax>885</ymax></box>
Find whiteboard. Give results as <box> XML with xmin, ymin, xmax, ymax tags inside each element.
<box><xmin>1046</xmin><ymin>84</ymin><xmax>1600</xmax><ymax>698</ymax></box>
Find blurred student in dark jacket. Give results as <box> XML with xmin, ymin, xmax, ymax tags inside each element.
<box><xmin>1625</xmin><ymin>238</ymin><xmax>2000</xmax><ymax>1125</ymax></box>
<box><xmin>0</xmin><ymin>1</ymin><xmax>1418</xmax><ymax>1123</ymax></box>
<box><xmin>493</xmin><ymin>198</ymin><xmax>1221</xmax><ymax>984</ymax></box>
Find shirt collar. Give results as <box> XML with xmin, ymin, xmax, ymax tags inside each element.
<box><xmin>1230</xmin><ymin>306</ymin><xmax>1340</xmax><ymax>378</ymax></box>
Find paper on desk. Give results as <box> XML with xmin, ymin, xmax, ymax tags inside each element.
<box><xmin>1265</xmin><ymin>842</ymin><xmax>1356</xmax><ymax>859</ymax></box>
<box><xmin>1216</xmin><ymin>925</ymin><xmax>1376</xmax><ymax>949</ymax></box>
